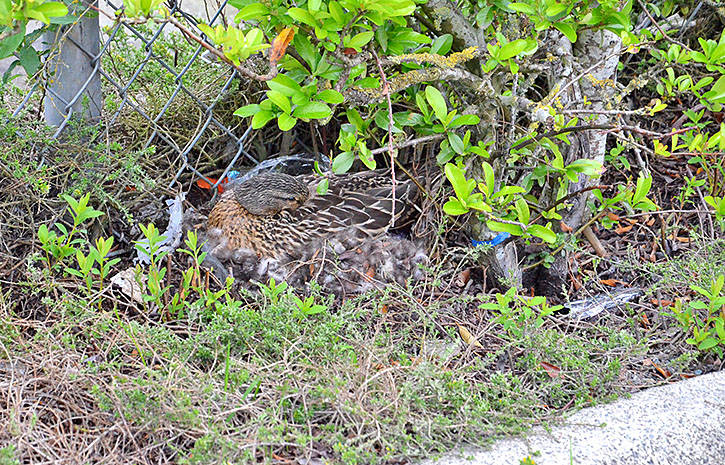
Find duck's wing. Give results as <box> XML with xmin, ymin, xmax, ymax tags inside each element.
<box><xmin>289</xmin><ymin>174</ymin><xmax>418</xmax><ymax>237</ymax></box>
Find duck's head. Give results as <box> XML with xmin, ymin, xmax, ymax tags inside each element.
<box><xmin>232</xmin><ymin>172</ymin><xmax>310</xmax><ymax>216</ymax></box>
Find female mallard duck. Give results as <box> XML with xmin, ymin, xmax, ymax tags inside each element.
<box><xmin>207</xmin><ymin>170</ymin><xmax>419</xmax><ymax>260</ymax></box>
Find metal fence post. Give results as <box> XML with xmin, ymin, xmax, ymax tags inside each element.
<box><xmin>43</xmin><ymin>0</ymin><xmax>102</xmax><ymax>128</ymax></box>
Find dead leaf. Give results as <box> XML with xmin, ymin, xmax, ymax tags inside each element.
<box><xmin>365</xmin><ymin>266</ymin><xmax>376</xmax><ymax>279</ymax></box>
<box><xmin>615</xmin><ymin>224</ymin><xmax>633</xmax><ymax>234</ymax></box>
<box><xmin>111</xmin><ymin>268</ymin><xmax>145</xmax><ymax>304</ymax></box>
<box><xmin>607</xmin><ymin>212</ymin><xmax>620</xmax><ymax>222</ymax></box>
<box><xmin>560</xmin><ymin>221</ymin><xmax>573</xmax><ymax>233</ymax></box>
<box><xmin>456</xmin><ymin>324</ymin><xmax>483</xmax><ymax>349</ymax></box>
<box><xmin>455</xmin><ymin>268</ymin><xmax>471</xmax><ymax>287</ymax></box>
<box><xmin>270</xmin><ymin>28</ymin><xmax>294</xmax><ymax>64</ymax></box>
<box><xmin>640</xmin><ymin>312</ymin><xmax>650</xmax><ymax>328</ymax></box>
<box><xmin>599</xmin><ymin>279</ymin><xmax>625</xmax><ymax>286</ymax></box>
<box><xmin>540</xmin><ymin>361</ymin><xmax>561</xmax><ymax>379</ymax></box>
<box><xmin>642</xmin><ymin>358</ymin><xmax>672</xmax><ymax>379</ymax></box>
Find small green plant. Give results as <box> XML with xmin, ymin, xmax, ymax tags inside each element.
<box><xmin>66</xmin><ymin>236</ymin><xmax>120</xmax><ymax>307</ymax></box>
<box><xmin>480</xmin><ymin>287</ymin><xmax>561</xmax><ymax>339</ymax></box>
<box><xmin>671</xmin><ymin>274</ymin><xmax>725</xmax><ymax>355</ymax></box>
<box><xmin>37</xmin><ymin>193</ymin><xmax>104</xmax><ymax>270</ymax></box>
<box><xmin>0</xmin><ymin>444</ymin><xmax>19</xmax><ymax>465</ymax></box>
<box><xmin>256</xmin><ymin>278</ymin><xmax>288</xmax><ymax>306</ymax></box>
<box><xmin>292</xmin><ymin>295</ymin><xmax>327</xmax><ymax>318</ymax></box>
<box><xmin>134</xmin><ymin>223</ymin><xmax>170</xmax><ymax>312</ymax></box>
<box><xmin>442</xmin><ymin>162</ymin><xmax>559</xmax><ymax>244</ymax></box>
<box><xmin>705</xmin><ymin>195</ymin><xmax>725</xmax><ymax>231</ymax></box>
<box><xmin>169</xmin><ymin>230</ymin><xmax>208</xmax><ymax>318</ymax></box>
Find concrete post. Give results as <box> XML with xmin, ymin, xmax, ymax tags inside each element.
<box><xmin>43</xmin><ymin>0</ymin><xmax>102</xmax><ymax>127</ymax></box>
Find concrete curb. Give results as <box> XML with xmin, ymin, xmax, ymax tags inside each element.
<box><xmin>421</xmin><ymin>370</ymin><xmax>725</xmax><ymax>465</ymax></box>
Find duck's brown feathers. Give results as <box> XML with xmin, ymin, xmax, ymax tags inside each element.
<box><xmin>207</xmin><ymin>170</ymin><xmax>418</xmax><ymax>259</ymax></box>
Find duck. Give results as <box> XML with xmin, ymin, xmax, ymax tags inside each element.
<box><xmin>201</xmin><ymin>169</ymin><xmax>428</xmax><ymax>295</ymax></box>
<box><xmin>206</xmin><ymin>169</ymin><xmax>419</xmax><ymax>260</ymax></box>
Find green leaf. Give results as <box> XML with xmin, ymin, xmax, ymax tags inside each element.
<box><xmin>444</xmin><ymin>163</ymin><xmax>472</xmax><ymax>200</ymax></box>
<box><xmin>448</xmin><ymin>133</ymin><xmax>464</xmax><ymax>155</ymax></box>
<box><xmin>292</xmin><ymin>101</ymin><xmax>332</xmax><ymax>119</ymax></box>
<box><xmin>251</xmin><ymin>110</ymin><xmax>276</xmax><ymax>129</ymax></box>
<box><xmin>487</xmin><ymin>220</ymin><xmax>524</xmax><ymax>236</ymax></box>
<box><xmin>633</xmin><ymin>174</ymin><xmax>652</xmax><ymax>205</ymax></box>
<box><xmin>703</xmin><ymin>75</ymin><xmax>725</xmax><ymax>103</ymax></box>
<box><xmin>328</xmin><ymin>1</ymin><xmax>345</xmax><ymax>23</ymax></box>
<box><xmin>267</xmin><ymin>74</ymin><xmax>304</xmax><ymax>98</ymax></box>
<box><xmin>316</xmin><ymin>178</ymin><xmax>329</xmax><ymax>195</ymax></box>
<box><xmin>376</xmin><ymin>27</ymin><xmax>389</xmax><ymax>52</ymax></box>
<box><xmin>17</xmin><ymin>46</ymin><xmax>40</xmax><ymax>75</ymax></box>
<box><xmin>515</xmin><ymin>198</ymin><xmax>530</xmax><ymax>224</ymax></box>
<box><xmin>425</xmin><ymin>86</ymin><xmax>447</xmax><ymax>123</ymax></box>
<box><xmin>713</xmin><ymin>274</ymin><xmax>724</xmax><ymax>297</ymax></box>
<box><xmin>358</xmin><ymin>141</ymin><xmax>376</xmax><ymax>169</ymax></box>
<box><xmin>287</xmin><ymin>7</ymin><xmax>318</xmax><ymax>27</ymax></box>
<box><xmin>332</xmin><ymin>151</ymin><xmax>354</xmax><ymax>174</ymax></box>
<box><xmin>346</xmin><ymin>31</ymin><xmax>374</xmax><ymax>51</ymax></box>
<box><xmin>716</xmin><ymin>319</ymin><xmax>725</xmax><ymax>342</ymax></box>
<box><xmin>545</xmin><ymin>3</ymin><xmax>567</xmax><ymax>19</ymax></box>
<box><xmin>35</xmin><ymin>1</ymin><xmax>68</xmax><ymax>19</ymax></box>
<box><xmin>430</xmin><ymin>34</ymin><xmax>453</xmax><ymax>55</ymax></box>
<box><xmin>49</xmin><ymin>13</ymin><xmax>76</xmax><ymax>24</ymax></box>
<box><xmin>354</xmin><ymin>76</ymin><xmax>380</xmax><ymax>88</ymax></box>
<box><xmin>528</xmin><ymin>224</ymin><xmax>557</xmax><ymax>243</ymax></box>
<box><xmin>0</xmin><ymin>30</ymin><xmax>24</xmax><ymax>60</ymax></box>
<box><xmin>499</xmin><ymin>39</ymin><xmax>528</xmax><ymax>60</ymax></box>
<box><xmin>38</xmin><ymin>224</ymin><xmax>49</xmax><ymax>243</ymax></box>
<box><xmin>292</xmin><ymin>34</ymin><xmax>317</xmax><ymax>70</ymax></box>
<box><xmin>566</xmin><ymin>159</ymin><xmax>603</xmax><ymax>176</ymax></box>
<box><xmin>277</xmin><ymin>113</ymin><xmax>297</xmax><ymax>131</ymax></box>
<box><xmin>449</xmin><ymin>114</ymin><xmax>480</xmax><ymax>128</ymax></box>
<box><xmin>436</xmin><ymin>144</ymin><xmax>454</xmax><ymax>164</ymax></box>
<box><xmin>347</xmin><ymin>108</ymin><xmax>365</xmax><ymax>131</ymax></box>
<box><xmin>698</xmin><ymin>338</ymin><xmax>718</xmax><ymax>350</ymax></box>
<box><xmin>443</xmin><ymin>198</ymin><xmax>469</xmax><ymax>215</ymax></box>
<box><xmin>481</xmin><ymin>161</ymin><xmax>494</xmax><ymax>197</ymax></box>
<box><xmin>233</xmin><ymin>104</ymin><xmax>261</xmax><ymax>117</ymax></box>
<box><xmin>234</xmin><ymin>3</ymin><xmax>269</xmax><ymax>21</ymax></box>
<box><xmin>266</xmin><ymin>91</ymin><xmax>291</xmax><ymax>114</ymax></box>
<box><xmin>508</xmin><ymin>2</ymin><xmax>536</xmax><ymax>14</ymax></box>
<box><xmin>316</xmin><ymin>89</ymin><xmax>344</xmax><ymax>104</ymax></box>
<box><xmin>554</xmin><ymin>22</ymin><xmax>577</xmax><ymax>43</ymax></box>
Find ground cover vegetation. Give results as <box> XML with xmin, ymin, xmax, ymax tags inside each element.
<box><xmin>1</xmin><ymin>0</ymin><xmax>725</xmax><ymax>463</ymax></box>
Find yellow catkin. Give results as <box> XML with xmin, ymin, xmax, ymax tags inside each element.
<box><xmin>351</xmin><ymin>47</ymin><xmax>479</xmax><ymax>99</ymax></box>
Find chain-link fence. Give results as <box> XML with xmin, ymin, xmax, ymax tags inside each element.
<box><xmin>8</xmin><ymin>0</ymin><xmax>269</xmax><ymax>193</ymax></box>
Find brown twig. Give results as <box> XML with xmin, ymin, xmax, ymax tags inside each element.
<box><xmin>510</xmin><ymin>124</ymin><xmax>614</xmax><ymax>151</ymax></box>
<box><xmin>372</xmin><ymin>48</ymin><xmax>397</xmax><ymax>228</ymax></box>
<box><xmin>523</xmin><ymin>208</ymin><xmax>610</xmax><ymax>271</ymax></box>
<box><xmin>637</xmin><ymin>0</ymin><xmax>693</xmax><ymax>52</ymax></box>
<box><xmin>164</xmin><ymin>15</ymin><xmax>278</xmax><ymax>81</ymax></box>
<box><xmin>369</xmin><ymin>134</ymin><xmax>444</xmax><ymax>156</ymax></box>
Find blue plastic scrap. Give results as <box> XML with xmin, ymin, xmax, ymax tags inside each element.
<box><xmin>472</xmin><ymin>232</ymin><xmax>511</xmax><ymax>247</ymax></box>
